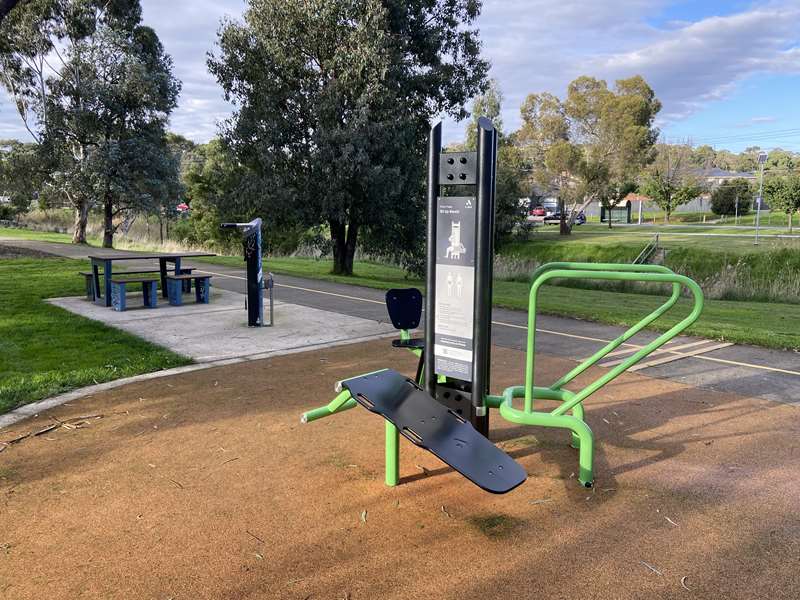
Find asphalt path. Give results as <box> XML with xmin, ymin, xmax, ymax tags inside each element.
<box><xmin>3</xmin><ymin>237</ymin><xmax>798</xmax><ymax>405</ymax></box>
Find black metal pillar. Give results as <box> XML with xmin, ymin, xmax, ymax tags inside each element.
<box><xmin>424</xmin><ymin>123</ymin><xmax>441</xmax><ymax>398</ymax></box>
<box><xmin>471</xmin><ymin>117</ymin><xmax>497</xmax><ymax>436</ymax></box>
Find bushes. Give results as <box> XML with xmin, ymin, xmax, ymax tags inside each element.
<box><xmin>711</xmin><ymin>178</ymin><xmax>752</xmax><ymax>216</ymax></box>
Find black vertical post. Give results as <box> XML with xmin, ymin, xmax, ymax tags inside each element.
<box><xmin>424</xmin><ymin>123</ymin><xmax>441</xmax><ymax>397</ymax></box>
<box><xmin>472</xmin><ymin>117</ymin><xmax>497</xmax><ymax>436</ymax></box>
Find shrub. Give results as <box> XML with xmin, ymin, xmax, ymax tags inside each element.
<box><xmin>711</xmin><ymin>178</ymin><xmax>752</xmax><ymax>216</ymax></box>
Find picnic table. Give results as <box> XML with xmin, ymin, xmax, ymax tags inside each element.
<box><xmin>87</xmin><ymin>251</ymin><xmax>216</xmax><ymax>307</ymax></box>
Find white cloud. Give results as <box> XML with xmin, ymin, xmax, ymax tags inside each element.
<box><xmin>591</xmin><ymin>7</ymin><xmax>800</xmax><ymax>122</ymax></box>
<box><xmin>1</xmin><ymin>0</ymin><xmax>798</xmax><ymax>147</ymax></box>
<box><xmin>443</xmin><ymin>1</ymin><xmax>800</xmax><ymax>144</ymax></box>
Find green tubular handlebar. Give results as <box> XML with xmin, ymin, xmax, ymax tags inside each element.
<box><xmin>534</xmin><ymin>263</ymin><xmax>681</xmax><ymax>391</ymax></box>
<box><xmin>525</xmin><ymin>267</ymin><xmax>704</xmax><ymax>413</ymax></box>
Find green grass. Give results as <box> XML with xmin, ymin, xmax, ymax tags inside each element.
<box><xmin>0</xmin><ymin>227</ymin><xmax>86</xmax><ymax>244</ymax></box>
<box><xmin>208</xmin><ymin>255</ymin><xmax>800</xmax><ymax>351</ymax></box>
<box><xmin>5</xmin><ymin>226</ymin><xmax>800</xmax><ymax>351</ymax></box>
<box><xmin>0</xmin><ymin>258</ymin><xmax>192</xmax><ymax>413</ymax></box>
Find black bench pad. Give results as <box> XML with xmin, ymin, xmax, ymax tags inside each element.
<box><xmin>391</xmin><ymin>338</ymin><xmax>425</xmax><ymax>349</ymax></box>
<box><xmin>340</xmin><ymin>369</ymin><xmax>526</xmax><ymax>494</ymax></box>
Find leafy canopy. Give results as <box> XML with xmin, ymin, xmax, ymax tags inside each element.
<box><xmin>209</xmin><ymin>0</ymin><xmax>488</xmax><ymax>274</ymax></box>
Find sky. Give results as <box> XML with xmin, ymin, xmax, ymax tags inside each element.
<box><xmin>1</xmin><ymin>0</ymin><xmax>799</xmax><ymax>152</ymax></box>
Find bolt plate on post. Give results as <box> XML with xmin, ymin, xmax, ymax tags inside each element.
<box><xmin>439</xmin><ymin>152</ymin><xmax>477</xmax><ymax>185</ymax></box>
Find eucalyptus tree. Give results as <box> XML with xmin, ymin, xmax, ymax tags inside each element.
<box><xmin>0</xmin><ymin>1</ymin><xmax>180</xmax><ymax>245</ymax></box>
<box><xmin>518</xmin><ymin>75</ymin><xmax>660</xmax><ymax>233</ymax></box>
<box><xmin>210</xmin><ymin>0</ymin><xmax>488</xmax><ymax>275</ymax></box>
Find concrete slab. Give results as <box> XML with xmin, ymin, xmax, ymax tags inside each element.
<box><xmin>48</xmin><ymin>288</ymin><xmax>396</xmax><ymax>362</ymax></box>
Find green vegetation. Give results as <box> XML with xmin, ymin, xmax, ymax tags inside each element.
<box><xmin>0</xmin><ymin>227</ymin><xmax>86</xmax><ymax>244</ymax></box>
<box><xmin>0</xmin><ymin>257</ymin><xmax>191</xmax><ymax>413</ymax></box>
<box><xmin>210</xmin><ymin>0</ymin><xmax>487</xmax><ymax>275</ymax></box>
<box><xmin>711</xmin><ymin>178</ymin><xmax>753</xmax><ymax>217</ymax></box>
<box><xmin>205</xmin><ymin>254</ymin><xmax>800</xmax><ymax>351</ymax></box>
<box><xmin>4</xmin><ymin>227</ymin><xmax>800</xmax><ymax>351</ymax></box>
<box><xmin>1</xmin><ymin>0</ymin><xmax>181</xmax><ymax>245</ymax></box>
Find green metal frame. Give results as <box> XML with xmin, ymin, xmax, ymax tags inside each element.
<box><xmin>301</xmin><ymin>262</ymin><xmax>704</xmax><ymax>489</ymax></box>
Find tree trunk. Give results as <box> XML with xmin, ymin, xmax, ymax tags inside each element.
<box><xmin>558</xmin><ymin>198</ymin><xmax>571</xmax><ymax>236</ymax></box>
<box><xmin>330</xmin><ymin>218</ymin><xmax>359</xmax><ymax>275</ymax></box>
<box><xmin>789</xmin><ymin>212</ymin><xmax>793</xmax><ymax>234</ymax></box>
<box><xmin>102</xmin><ymin>194</ymin><xmax>114</xmax><ymax>248</ymax></box>
<box><xmin>72</xmin><ymin>200</ymin><xmax>89</xmax><ymax>244</ymax></box>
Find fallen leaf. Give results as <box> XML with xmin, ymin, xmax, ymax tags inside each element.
<box><xmin>441</xmin><ymin>506</ymin><xmax>451</xmax><ymax>518</ymax></box>
<box><xmin>360</xmin><ymin>510</ymin><xmax>367</xmax><ymax>524</ymax></box>
<box><xmin>681</xmin><ymin>576</ymin><xmax>690</xmax><ymax>591</ymax></box>
<box><xmin>665</xmin><ymin>517</ymin><xmax>678</xmax><ymax>527</ymax></box>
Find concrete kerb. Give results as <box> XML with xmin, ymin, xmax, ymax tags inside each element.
<box><xmin>0</xmin><ymin>329</ymin><xmax>398</xmax><ymax>431</ymax></box>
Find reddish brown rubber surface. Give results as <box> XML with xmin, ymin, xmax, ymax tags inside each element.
<box><xmin>1</xmin><ymin>340</ymin><xmax>798</xmax><ymax>599</ymax></box>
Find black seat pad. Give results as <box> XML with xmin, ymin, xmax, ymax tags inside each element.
<box><xmin>391</xmin><ymin>338</ymin><xmax>425</xmax><ymax>349</ymax></box>
<box><xmin>385</xmin><ymin>288</ymin><xmax>423</xmax><ymax>330</ymax></box>
<box><xmin>340</xmin><ymin>369</ymin><xmax>526</xmax><ymax>494</ymax></box>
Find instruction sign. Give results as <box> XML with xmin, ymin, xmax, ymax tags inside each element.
<box><xmin>434</xmin><ymin>196</ymin><xmax>475</xmax><ymax>381</ymax></box>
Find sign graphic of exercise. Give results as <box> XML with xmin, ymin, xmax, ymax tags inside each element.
<box><xmin>446</xmin><ymin>221</ymin><xmax>467</xmax><ymax>260</ymax></box>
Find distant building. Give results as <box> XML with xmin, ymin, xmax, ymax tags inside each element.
<box><xmin>693</xmin><ymin>167</ymin><xmax>756</xmax><ymax>188</ymax></box>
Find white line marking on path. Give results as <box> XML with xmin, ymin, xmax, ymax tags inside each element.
<box><xmin>627</xmin><ymin>342</ymin><xmax>734</xmax><ymax>372</ymax></box>
<box><xmin>196</xmin><ymin>268</ymin><xmax>800</xmax><ymax>378</ymax></box>
<box><xmin>599</xmin><ymin>339</ymin><xmax>718</xmax><ymax>368</ymax></box>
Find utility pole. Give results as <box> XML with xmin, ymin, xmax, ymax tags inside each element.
<box><xmin>735</xmin><ymin>191</ymin><xmax>739</xmax><ymax>225</ymax></box>
<box><xmin>754</xmin><ymin>151</ymin><xmax>768</xmax><ymax>245</ymax></box>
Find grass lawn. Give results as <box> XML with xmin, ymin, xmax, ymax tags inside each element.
<box><xmin>0</xmin><ymin>226</ymin><xmax>88</xmax><ymax>244</ymax></box>
<box><xmin>5</xmin><ymin>226</ymin><xmax>800</xmax><ymax>352</ymax></box>
<box><xmin>0</xmin><ymin>257</ymin><xmax>191</xmax><ymax>413</ymax></box>
<box><xmin>204</xmin><ymin>255</ymin><xmax>800</xmax><ymax>351</ymax></box>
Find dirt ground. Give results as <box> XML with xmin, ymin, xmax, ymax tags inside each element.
<box><xmin>1</xmin><ymin>340</ymin><xmax>798</xmax><ymax>600</ymax></box>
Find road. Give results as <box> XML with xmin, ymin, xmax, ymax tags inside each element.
<box><xmin>3</xmin><ymin>237</ymin><xmax>799</xmax><ymax>405</ymax></box>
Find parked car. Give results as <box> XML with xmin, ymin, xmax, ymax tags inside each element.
<box><xmin>529</xmin><ymin>206</ymin><xmax>546</xmax><ymax>217</ymax></box>
<box><xmin>543</xmin><ymin>211</ymin><xmax>586</xmax><ymax>225</ymax></box>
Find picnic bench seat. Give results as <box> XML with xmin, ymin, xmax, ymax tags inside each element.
<box><xmin>165</xmin><ymin>273</ymin><xmax>213</xmax><ymax>306</ymax></box>
<box><xmin>109</xmin><ymin>278</ymin><xmax>159</xmax><ymax>312</ymax></box>
<box><xmin>80</xmin><ymin>268</ymin><xmax>195</xmax><ymax>301</ymax></box>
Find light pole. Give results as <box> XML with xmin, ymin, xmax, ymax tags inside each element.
<box><xmin>754</xmin><ymin>151</ymin><xmax>768</xmax><ymax>245</ymax></box>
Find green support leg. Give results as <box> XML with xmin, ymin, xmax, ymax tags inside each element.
<box><xmin>569</xmin><ymin>402</ymin><xmax>584</xmax><ymax>449</ymax></box>
<box><xmin>385</xmin><ymin>421</ymin><xmax>399</xmax><ymax>486</ymax></box>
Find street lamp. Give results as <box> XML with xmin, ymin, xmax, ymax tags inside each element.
<box><xmin>754</xmin><ymin>151</ymin><xmax>768</xmax><ymax>245</ymax></box>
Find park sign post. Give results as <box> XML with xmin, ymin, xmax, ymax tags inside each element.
<box><xmin>424</xmin><ymin>118</ymin><xmax>498</xmax><ymax>436</ymax></box>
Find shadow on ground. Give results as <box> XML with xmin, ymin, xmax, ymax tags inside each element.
<box><xmin>1</xmin><ymin>340</ymin><xmax>798</xmax><ymax>599</ymax></box>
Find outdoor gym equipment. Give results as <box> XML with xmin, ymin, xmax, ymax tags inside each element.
<box><xmin>301</xmin><ymin>118</ymin><xmax>704</xmax><ymax>492</ymax></box>
<box><xmin>220</xmin><ymin>218</ymin><xmax>274</xmax><ymax>327</ymax></box>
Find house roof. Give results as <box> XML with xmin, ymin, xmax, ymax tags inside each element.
<box><xmin>694</xmin><ymin>167</ymin><xmax>756</xmax><ymax>179</ymax></box>
<box><xmin>623</xmin><ymin>193</ymin><xmax>650</xmax><ymax>203</ymax></box>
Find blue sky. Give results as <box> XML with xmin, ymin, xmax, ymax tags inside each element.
<box><xmin>1</xmin><ymin>0</ymin><xmax>798</xmax><ymax>152</ymax></box>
